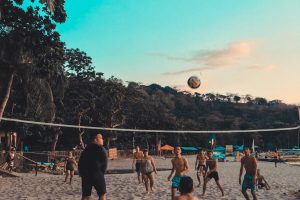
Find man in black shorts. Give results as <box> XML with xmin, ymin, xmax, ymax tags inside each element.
<box><xmin>78</xmin><ymin>132</ymin><xmax>107</xmax><ymax>200</ymax></box>
<box><xmin>132</xmin><ymin>146</ymin><xmax>144</xmax><ymax>184</ymax></box>
<box><xmin>202</xmin><ymin>150</ymin><xmax>224</xmax><ymax>197</ymax></box>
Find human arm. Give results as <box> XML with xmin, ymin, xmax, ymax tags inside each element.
<box><xmin>168</xmin><ymin>160</ymin><xmax>175</xmax><ymax>181</ymax></box>
<box><xmin>100</xmin><ymin>148</ymin><xmax>108</xmax><ymax>174</ymax></box>
<box><xmin>182</xmin><ymin>158</ymin><xmax>189</xmax><ymax>175</ymax></box>
<box><xmin>263</xmin><ymin>177</ymin><xmax>271</xmax><ymax>189</ymax></box>
<box><xmin>195</xmin><ymin>155</ymin><xmax>199</xmax><ymax>170</ymax></box>
<box><xmin>151</xmin><ymin>157</ymin><xmax>157</xmax><ymax>174</ymax></box>
<box><xmin>132</xmin><ymin>153</ymin><xmax>136</xmax><ymax>169</ymax></box>
<box><xmin>252</xmin><ymin>158</ymin><xmax>257</xmax><ymax>185</ymax></box>
<box><xmin>73</xmin><ymin>158</ymin><xmax>77</xmax><ymax>166</ymax></box>
<box><xmin>239</xmin><ymin>159</ymin><xmax>244</xmax><ymax>185</ymax></box>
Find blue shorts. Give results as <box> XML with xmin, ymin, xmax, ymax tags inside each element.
<box><xmin>171</xmin><ymin>175</ymin><xmax>185</xmax><ymax>188</ymax></box>
<box><xmin>242</xmin><ymin>174</ymin><xmax>256</xmax><ymax>192</ymax></box>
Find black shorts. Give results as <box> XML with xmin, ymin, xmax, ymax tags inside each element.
<box><xmin>66</xmin><ymin>165</ymin><xmax>74</xmax><ymax>171</ymax></box>
<box><xmin>136</xmin><ymin>163</ymin><xmax>141</xmax><ymax>173</ymax></box>
<box><xmin>207</xmin><ymin>171</ymin><xmax>219</xmax><ymax>181</ymax></box>
<box><xmin>197</xmin><ymin>164</ymin><xmax>207</xmax><ymax>172</ymax></box>
<box><xmin>82</xmin><ymin>174</ymin><xmax>106</xmax><ymax>197</ymax></box>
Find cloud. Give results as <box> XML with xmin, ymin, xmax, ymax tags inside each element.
<box><xmin>163</xmin><ymin>66</ymin><xmax>212</xmax><ymax>75</ymax></box>
<box><xmin>197</xmin><ymin>41</ymin><xmax>254</xmax><ymax>66</ymax></box>
<box><xmin>155</xmin><ymin>40</ymin><xmax>256</xmax><ymax>75</ymax></box>
<box><xmin>247</xmin><ymin>64</ymin><xmax>275</xmax><ymax>72</ymax></box>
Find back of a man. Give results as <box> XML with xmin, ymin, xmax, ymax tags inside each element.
<box><xmin>78</xmin><ymin>133</ymin><xmax>107</xmax><ymax>200</ymax></box>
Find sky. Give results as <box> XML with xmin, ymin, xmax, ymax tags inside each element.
<box><xmin>57</xmin><ymin>0</ymin><xmax>300</xmax><ymax>104</ymax></box>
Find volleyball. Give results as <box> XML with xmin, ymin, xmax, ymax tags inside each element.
<box><xmin>187</xmin><ymin>76</ymin><xmax>201</xmax><ymax>89</ymax></box>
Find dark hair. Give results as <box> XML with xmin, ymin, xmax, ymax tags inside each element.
<box><xmin>244</xmin><ymin>147</ymin><xmax>249</xmax><ymax>151</ymax></box>
<box><xmin>90</xmin><ymin>132</ymin><xmax>102</xmax><ymax>142</ymax></box>
<box><xmin>143</xmin><ymin>149</ymin><xmax>148</xmax><ymax>153</ymax></box>
<box><xmin>207</xmin><ymin>150</ymin><xmax>213</xmax><ymax>154</ymax></box>
<box><xmin>178</xmin><ymin>176</ymin><xmax>194</xmax><ymax>195</ymax></box>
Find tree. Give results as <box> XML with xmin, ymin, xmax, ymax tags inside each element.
<box><xmin>233</xmin><ymin>95</ymin><xmax>241</xmax><ymax>103</ymax></box>
<box><xmin>0</xmin><ymin>0</ymin><xmax>66</xmax><ymax>120</ymax></box>
<box><xmin>63</xmin><ymin>48</ymin><xmax>100</xmax><ymax>149</ymax></box>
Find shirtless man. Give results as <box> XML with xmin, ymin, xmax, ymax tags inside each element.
<box><xmin>273</xmin><ymin>150</ymin><xmax>280</xmax><ymax>168</ymax></box>
<box><xmin>195</xmin><ymin>149</ymin><xmax>207</xmax><ymax>187</ymax></box>
<box><xmin>168</xmin><ymin>147</ymin><xmax>189</xmax><ymax>200</ymax></box>
<box><xmin>239</xmin><ymin>147</ymin><xmax>258</xmax><ymax>200</ymax></box>
<box><xmin>202</xmin><ymin>150</ymin><xmax>224</xmax><ymax>197</ymax></box>
<box><xmin>132</xmin><ymin>146</ymin><xmax>144</xmax><ymax>184</ymax></box>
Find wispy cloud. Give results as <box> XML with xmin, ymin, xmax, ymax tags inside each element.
<box><xmin>198</xmin><ymin>40</ymin><xmax>254</xmax><ymax>66</ymax></box>
<box><xmin>247</xmin><ymin>64</ymin><xmax>275</xmax><ymax>72</ymax></box>
<box><xmin>155</xmin><ymin>40</ymin><xmax>256</xmax><ymax>75</ymax></box>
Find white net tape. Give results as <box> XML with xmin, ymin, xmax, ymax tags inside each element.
<box><xmin>1</xmin><ymin>117</ymin><xmax>299</xmax><ymax>134</ymax></box>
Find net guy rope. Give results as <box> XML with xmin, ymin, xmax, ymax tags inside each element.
<box><xmin>0</xmin><ymin>117</ymin><xmax>299</xmax><ymax>134</ymax></box>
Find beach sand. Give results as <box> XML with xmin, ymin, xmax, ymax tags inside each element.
<box><xmin>0</xmin><ymin>157</ymin><xmax>299</xmax><ymax>200</ymax></box>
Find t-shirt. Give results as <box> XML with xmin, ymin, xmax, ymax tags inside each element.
<box><xmin>78</xmin><ymin>144</ymin><xmax>107</xmax><ymax>178</ymax></box>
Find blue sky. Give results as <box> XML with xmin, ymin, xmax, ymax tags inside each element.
<box><xmin>57</xmin><ymin>0</ymin><xmax>300</xmax><ymax>104</ymax></box>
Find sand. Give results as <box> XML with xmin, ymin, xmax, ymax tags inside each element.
<box><xmin>0</xmin><ymin>156</ymin><xmax>299</xmax><ymax>200</ymax></box>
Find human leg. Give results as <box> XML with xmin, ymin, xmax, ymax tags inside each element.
<box><xmin>149</xmin><ymin>173</ymin><xmax>154</xmax><ymax>192</ymax></box>
<box><xmin>202</xmin><ymin>177</ymin><xmax>211</xmax><ymax>196</ymax></box>
<box><xmin>65</xmin><ymin>170</ymin><xmax>70</xmax><ymax>182</ymax></box>
<box><xmin>70</xmin><ymin>170</ymin><xmax>74</xmax><ymax>184</ymax></box>
<box><xmin>216</xmin><ymin>180</ymin><xmax>224</xmax><ymax>196</ymax></box>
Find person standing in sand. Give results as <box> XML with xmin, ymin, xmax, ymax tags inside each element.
<box><xmin>141</xmin><ymin>149</ymin><xmax>157</xmax><ymax>194</ymax></box>
<box><xmin>239</xmin><ymin>147</ymin><xmax>258</xmax><ymax>200</ymax></box>
<box><xmin>132</xmin><ymin>146</ymin><xmax>144</xmax><ymax>184</ymax></box>
<box><xmin>273</xmin><ymin>150</ymin><xmax>280</xmax><ymax>167</ymax></box>
<box><xmin>202</xmin><ymin>150</ymin><xmax>224</xmax><ymax>197</ymax></box>
<box><xmin>256</xmin><ymin>169</ymin><xmax>270</xmax><ymax>190</ymax></box>
<box><xmin>195</xmin><ymin>149</ymin><xmax>207</xmax><ymax>187</ymax></box>
<box><xmin>64</xmin><ymin>151</ymin><xmax>77</xmax><ymax>184</ymax></box>
<box><xmin>168</xmin><ymin>146</ymin><xmax>189</xmax><ymax>200</ymax></box>
<box><xmin>78</xmin><ymin>133</ymin><xmax>107</xmax><ymax>200</ymax></box>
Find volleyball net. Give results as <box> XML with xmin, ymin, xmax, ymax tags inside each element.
<box><xmin>1</xmin><ymin>117</ymin><xmax>299</xmax><ymax>134</ymax></box>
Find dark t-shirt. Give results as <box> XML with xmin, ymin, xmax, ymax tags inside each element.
<box><xmin>78</xmin><ymin>144</ymin><xmax>107</xmax><ymax>178</ymax></box>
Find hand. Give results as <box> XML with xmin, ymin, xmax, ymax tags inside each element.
<box><xmin>168</xmin><ymin>174</ymin><xmax>172</xmax><ymax>181</ymax></box>
<box><xmin>178</xmin><ymin>172</ymin><xmax>185</xmax><ymax>177</ymax></box>
<box><xmin>155</xmin><ymin>170</ymin><xmax>158</xmax><ymax>175</ymax></box>
<box><xmin>252</xmin><ymin>177</ymin><xmax>256</xmax><ymax>185</ymax></box>
<box><xmin>239</xmin><ymin>177</ymin><xmax>241</xmax><ymax>185</ymax></box>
